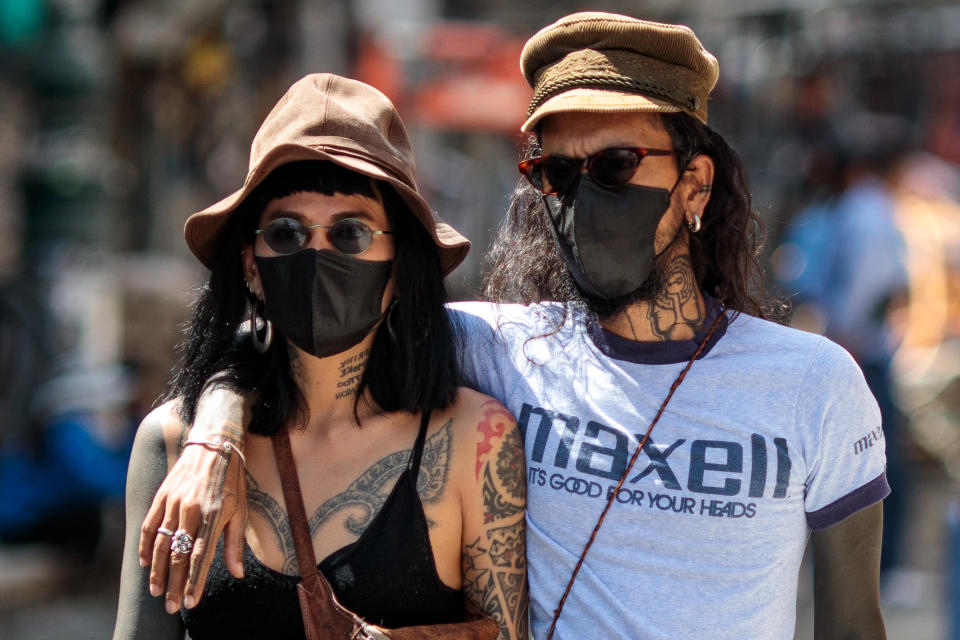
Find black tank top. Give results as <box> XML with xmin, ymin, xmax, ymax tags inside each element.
<box><xmin>181</xmin><ymin>411</ymin><xmax>464</xmax><ymax>638</ymax></box>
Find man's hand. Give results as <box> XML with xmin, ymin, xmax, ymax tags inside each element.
<box><xmin>138</xmin><ymin>385</ymin><xmax>253</xmax><ymax>612</ymax></box>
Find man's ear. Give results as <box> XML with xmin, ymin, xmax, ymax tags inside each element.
<box><xmin>241</xmin><ymin>244</ymin><xmax>264</xmax><ymax>300</ymax></box>
<box><xmin>682</xmin><ymin>153</ymin><xmax>716</xmax><ymax>224</ymax></box>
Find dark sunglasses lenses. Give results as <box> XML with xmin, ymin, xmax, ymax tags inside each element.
<box><xmin>533</xmin><ymin>158</ymin><xmax>580</xmax><ymax>195</ymax></box>
<box><xmin>588</xmin><ymin>149</ymin><xmax>643</xmax><ymax>188</ymax></box>
<box><xmin>326</xmin><ymin>218</ymin><xmax>373</xmax><ymax>255</ymax></box>
<box><xmin>262</xmin><ymin>218</ymin><xmax>308</xmax><ymax>254</ymax></box>
<box><xmin>261</xmin><ymin>218</ymin><xmax>374</xmax><ymax>255</ymax></box>
<box><xmin>522</xmin><ymin>148</ymin><xmax>646</xmax><ymax>195</ymax></box>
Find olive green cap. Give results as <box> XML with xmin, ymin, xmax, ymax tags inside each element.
<box><xmin>520</xmin><ymin>12</ymin><xmax>719</xmax><ymax>131</ymax></box>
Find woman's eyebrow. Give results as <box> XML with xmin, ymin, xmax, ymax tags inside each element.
<box><xmin>265</xmin><ymin>209</ymin><xmax>307</xmax><ymax>223</ymax></box>
<box><xmin>265</xmin><ymin>207</ymin><xmax>379</xmax><ymax>224</ymax></box>
<box><xmin>329</xmin><ymin>209</ymin><xmax>376</xmax><ymax>223</ymax></box>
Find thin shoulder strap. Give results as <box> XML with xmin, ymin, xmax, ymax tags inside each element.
<box><xmin>271</xmin><ymin>429</ymin><xmax>318</xmax><ymax>580</ymax></box>
<box><xmin>408</xmin><ymin>410</ymin><xmax>432</xmax><ymax>475</ymax></box>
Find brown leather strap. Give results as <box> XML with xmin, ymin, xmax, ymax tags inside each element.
<box><xmin>545</xmin><ymin>309</ymin><xmax>727</xmax><ymax>640</ymax></box>
<box><xmin>272</xmin><ymin>428</ymin><xmax>319</xmax><ymax>581</ymax></box>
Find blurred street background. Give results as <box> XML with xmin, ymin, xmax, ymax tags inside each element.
<box><xmin>1</xmin><ymin>0</ymin><xmax>959</xmax><ymax>638</ymax></box>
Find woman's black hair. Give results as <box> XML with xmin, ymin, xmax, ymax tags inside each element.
<box><xmin>164</xmin><ymin>160</ymin><xmax>459</xmax><ymax>435</ymax></box>
<box><xmin>483</xmin><ymin>112</ymin><xmax>786</xmax><ymax>321</ymax></box>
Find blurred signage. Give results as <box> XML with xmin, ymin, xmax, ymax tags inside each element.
<box><xmin>355</xmin><ymin>21</ymin><xmax>532</xmax><ymax>134</ymax></box>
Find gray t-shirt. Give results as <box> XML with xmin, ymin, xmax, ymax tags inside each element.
<box><xmin>449</xmin><ymin>300</ymin><xmax>888</xmax><ymax>640</ymax></box>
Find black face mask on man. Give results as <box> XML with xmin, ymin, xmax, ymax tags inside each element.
<box><xmin>543</xmin><ymin>174</ymin><xmax>680</xmax><ymax>300</ymax></box>
<box><xmin>254</xmin><ymin>249</ymin><xmax>393</xmax><ymax>358</ymax></box>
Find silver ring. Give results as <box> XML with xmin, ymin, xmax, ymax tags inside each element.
<box><xmin>157</xmin><ymin>526</ymin><xmax>175</xmax><ymax>536</ymax></box>
<box><xmin>170</xmin><ymin>529</ymin><xmax>194</xmax><ymax>555</ymax></box>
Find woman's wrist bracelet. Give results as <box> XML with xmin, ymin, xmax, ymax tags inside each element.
<box><xmin>183</xmin><ymin>436</ymin><xmax>247</xmax><ymax>469</ymax></box>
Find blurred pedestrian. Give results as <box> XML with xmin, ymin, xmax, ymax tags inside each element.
<box><xmin>777</xmin><ymin>123</ymin><xmax>910</xmax><ymax>580</ymax></box>
<box><xmin>0</xmin><ymin>281</ymin><xmax>133</xmax><ymax>553</ymax></box>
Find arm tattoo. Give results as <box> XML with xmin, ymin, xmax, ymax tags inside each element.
<box><xmin>487</xmin><ymin>520</ymin><xmax>525</xmax><ymax>569</ymax></box>
<box><xmin>463</xmin><ymin>521</ymin><xmax>529</xmax><ymax>639</ymax></box>
<box><xmin>648</xmin><ymin>255</ymin><xmax>705</xmax><ymax>341</ymax></box>
<box><xmin>488</xmin><ymin>521</ymin><xmax>528</xmax><ymax>638</ymax></box>
<box><xmin>249</xmin><ymin>420</ymin><xmax>453</xmax><ymax>573</ymax></box>
<box><xmin>496</xmin><ymin>429</ymin><xmax>525</xmax><ymax>500</ymax></box>
<box><xmin>475</xmin><ymin>402</ymin><xmax>513</xmax><ymax>480</ymax></box>
<box><xmin>463</xmin><ymin>538</ymin><xmax>506</xmax><ymax>622</ymax></box>
<box><xmin>469</xmin><ymin>410</ymin><xmax>528</xmax><ymax>639</ymax></box>
<box><xmin>483</xmin><ymin>465</ymin><xmax>523</xmax><ymax>523</ymax></box>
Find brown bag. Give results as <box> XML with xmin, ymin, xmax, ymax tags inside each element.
<box><xmin>272</xmin><ymin>428</ymin><xmax>502</xmax><ymax>640</ymax></box>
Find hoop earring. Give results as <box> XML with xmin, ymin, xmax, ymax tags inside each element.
<box><xmin>386</xmin><ymin>299</ymin><xmax>399</xmax><ymax>343</ymax></box>
<box><xmin>687</xmin><ymin>214</ymin><xmax>702</xmax><ymax>233</ymax></box>
<box><xmin>250</xmin><ymin>303</ymin><xmax>273</xmax><ymax>353</ymax></box>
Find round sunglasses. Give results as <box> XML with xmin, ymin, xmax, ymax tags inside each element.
<box><xmin>518</xmin><ymin>146</ymin><xmax>676</xmax><ymax>195</ymax></box>
<box><xmin>254</xmin><ymin>217</ymin><xmax>392</xmax><ymax>256</ymax></box>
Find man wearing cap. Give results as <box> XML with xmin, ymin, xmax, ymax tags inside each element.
<box><xmin>141</xmin><ymin>12</ymin><xmax>887</xmax><ymax>639</ymax></box>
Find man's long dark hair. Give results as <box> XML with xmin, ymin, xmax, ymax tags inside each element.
<box><xmin>164</xmin><ymin>161</ymin><xmax>459</xmax><ymax>435</ymax></box>
<box><xmin>483</xmin><ymin>112</ymin><xmax>784</xmax><ymax>320</ymax></box>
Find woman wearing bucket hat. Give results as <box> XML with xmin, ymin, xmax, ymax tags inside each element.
<box><xmin>114</xmin><ymin>74</ymin><xmax>526</xmax><ymax>640</ymax></box>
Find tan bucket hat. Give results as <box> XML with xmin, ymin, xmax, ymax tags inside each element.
<box><xmin>184</xmin><ymin>73</ymin><xmax>470</xmax><ymax>275</ymax></box>
<box><xmin>520</xmin><ymin>12</ymin><xmax>719</xmax><ymax>131</ymax></box>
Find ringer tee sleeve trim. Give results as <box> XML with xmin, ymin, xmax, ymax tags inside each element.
<box><xmin>806</xmin><ymin>472</ymin><xmax>890</xmax><ymax>531</ymax></box>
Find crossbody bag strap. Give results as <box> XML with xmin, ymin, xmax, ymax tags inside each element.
<box><xmin>272</xmin><ymin>428</ymin><xmax>320</xmax><ymax>581</ymax></box>
<box><xmin>545</xmin><ymin>309</ymin><xmax>727</xmax><ymax>640</ymax></box>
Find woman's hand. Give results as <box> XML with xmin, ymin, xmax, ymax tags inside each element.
<box><xmin>138</xmin><ymin>385</ymin><xmax>254</xmax><ymax>612</ymax></box>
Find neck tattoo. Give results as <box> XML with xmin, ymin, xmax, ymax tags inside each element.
<box><xmin>647</xmin><ymin>255</ymin><xmax>705</xmax><ymax>341</ymax></box>
<box><xmin>335</xmin><ymin>349</ymin><xmax>369</xmax><ymax>401</ymax></box>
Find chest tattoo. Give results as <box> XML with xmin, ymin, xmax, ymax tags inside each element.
<box><xmin>246</xmin><ymin>419</ymin><xmax>453</xmax><ymax>575</ymax></box>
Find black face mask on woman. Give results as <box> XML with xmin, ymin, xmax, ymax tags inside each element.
<box><xmin>255</xmin><ymin>249</ymin><xmax>393</xmax><ymax>358</ymax></box>
<box><xmin>543</xmin><ymin>174</ymin><xmax>680</xmax><ymax>300</ymax></box>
